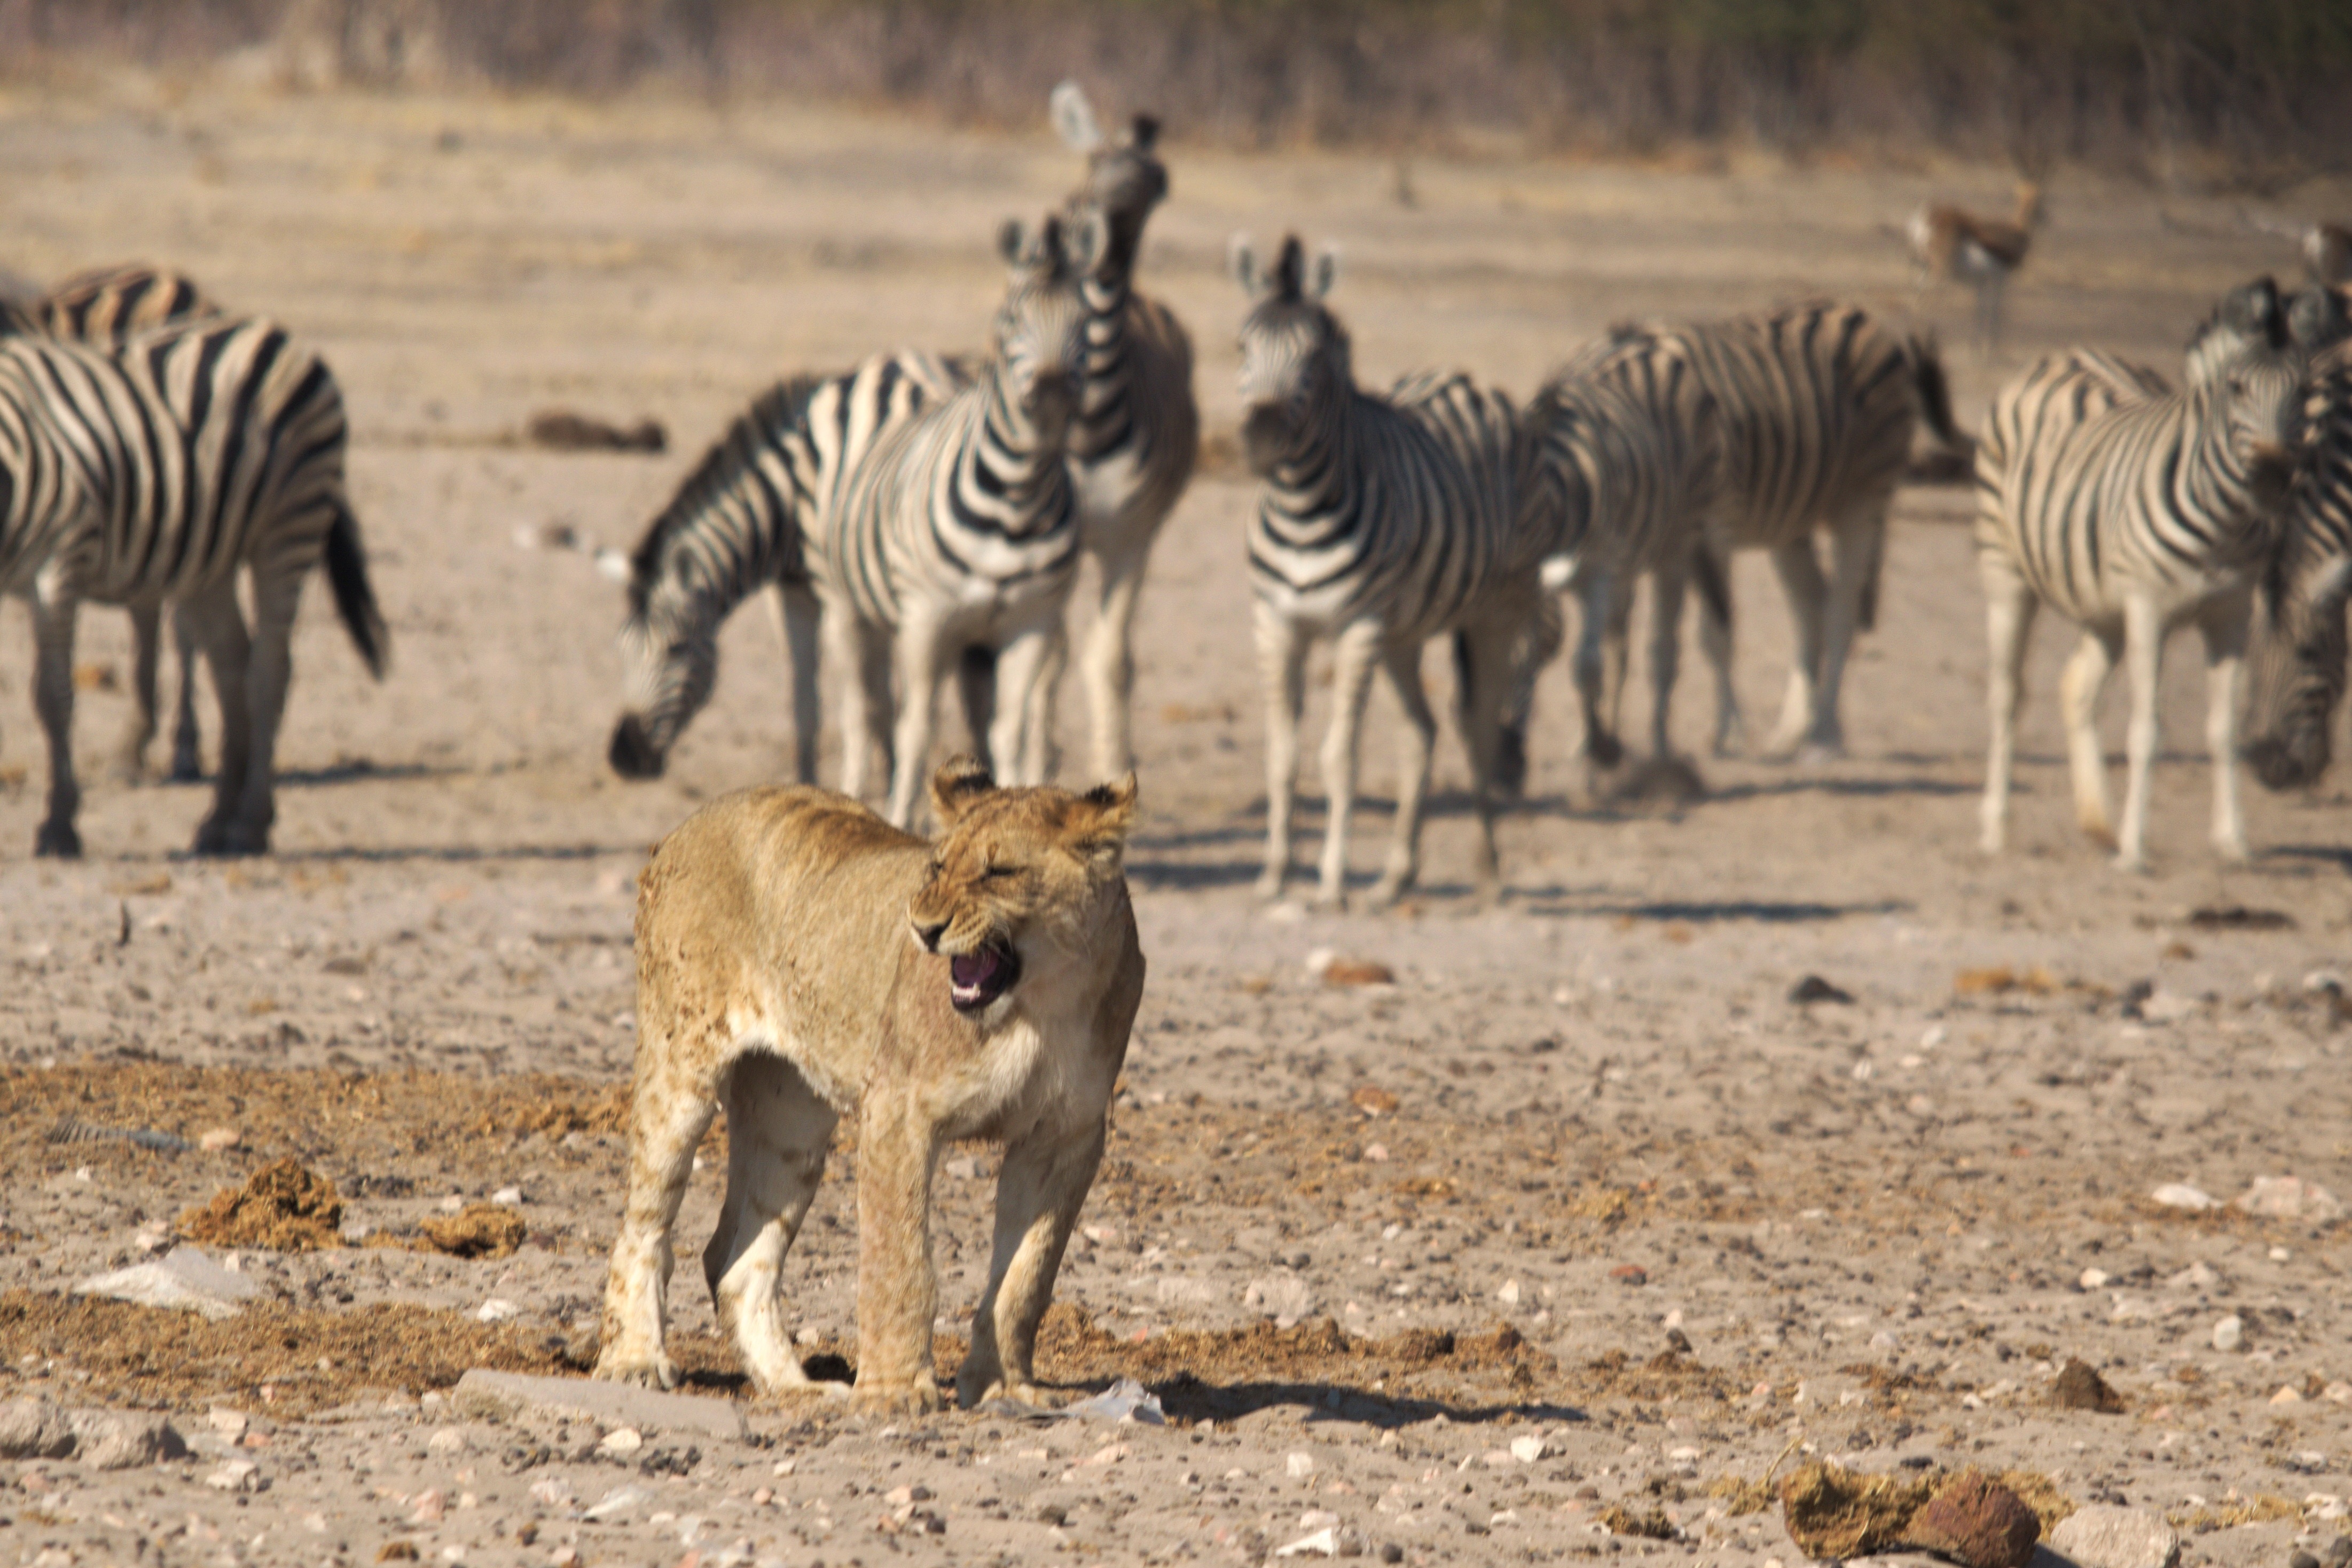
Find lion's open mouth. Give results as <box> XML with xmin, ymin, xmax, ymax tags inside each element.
<box><xmin>949</xmin><ymin>944</ymin><xmax>1021</xmax><ymax>1013</ymax></box>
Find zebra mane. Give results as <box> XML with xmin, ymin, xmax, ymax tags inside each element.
<box><xmin>2186</xmin><ymin>275</ymin><xmax>2287</xmax><ymax>357</ymax></box>
<box><xmin>626</xmin><ymin>374</ymin><xmax>824</xmax><ymax>616</ymax></box>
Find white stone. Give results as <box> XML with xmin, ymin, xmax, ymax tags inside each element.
<box><xmin>76</xmin><ymin>1248</ymin><xmax>262</xmax><ymax>1320</ymax></box>
<box><xmin>2165</xmin><ymin>1263</ymin><xmax>2216</xmax><ymax>1290</ymax></box>
<box><xmin>1510</xmin><ymin>1436</ymin><xmax>1546</xmax><ymax>1464</ymax></box>
<box><xmin>491</xmin><ymin>1187</ymin><xmax>523</xmax><ymax>1206</ymax></box>
<box><xmin>2234</xmin><ymin>1175</ymin><xmax>2342</xmax><ymax>1221</ymax></box>
<box><xmin>206</xmin><ymin>1459</ymin><xmax>261</xmax><ymax>1493</ymax></box>
<box><xmin>596</xmin><ymin>1426</ymin><xmax>644</xmax><ymax>1456</ymax></box>
<box><xmin>426</xmin><ymin>1426</ymin><xmax>467</xmax><ymax>1455</ymax></box>
<box><xmin>476</xmin><ymin>1299</ymin><xmax>520</xmax><ymax>1323</ymax></box>
<box><xmin>1287</xmin><ymin>1452</ymin><xmax>1315</xmax><ymax>1478</ymax></box>
<box><xmin>2213</xmin><ymin>1315</ymin><xmax>2245</xmax><ymax>1353</ymax></box>
<box><xmin>2150</xmin><ymin>1183</ymin><xmax>2217</xmax><ymax>1211</ymax></box>
<box><xmin>1274</xmin><ymin>1527</ymin><xmax>1338</xmax><ymax>1558</ymax></box>
<box><xmin>1245</xmin><ymin>1275</ymin><xmax>1315</xmax><ymax>1322</ymax></box>
<box><xmin>2049</xmin><ymin>1503</ymin><xmax>2182</xmax><ymax>1568</ymax></box>
<box><xmin>582</xmin><ymin>1486</ymin><xmax>649</xmax><ymax>1522</ymax></box>
<box><xmin>1496</xmin><ymin>1280</ymin><xmax>1522</xmax><ymax>1307</ymax></box>
<box><xmin>2079</xmin><ymin>1268</ymin><xmax>2110</xmax><ymax>1289</ymax></box>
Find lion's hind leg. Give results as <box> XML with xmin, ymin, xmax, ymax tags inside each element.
<box><xmin>957</xmin><ymin>1114</ymin><xmax>1109</xmax><ymax>1410</ymax></box>
<box><xmin>702</xmin><ymin>1049</ymin><xmax>839</xmax><ymax>1394</ymax></box>
<box><xmin>594</xmin><ymin>1041</ymin><xmax>719</xmax><ymax>1391</ymax></box>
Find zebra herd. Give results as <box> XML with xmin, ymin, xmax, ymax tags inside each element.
<box><xmin>1</xmin><ymin>87</ymin><xmax>2346</xmax><ymax>892</ymax></box>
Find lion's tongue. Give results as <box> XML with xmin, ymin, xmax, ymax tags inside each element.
<box><xmin>951</xmin><ymin>950</ymin><xmax>1001</xmax><ymax>1001</ymax></box>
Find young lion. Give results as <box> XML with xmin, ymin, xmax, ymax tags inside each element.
<box><xmin>593</xmin><ymin>758</ymin><xmax>1145</xmax><ymax>1413</ymax></box>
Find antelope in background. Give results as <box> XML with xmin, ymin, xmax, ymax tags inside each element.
<box><xmin>1909</xmin><ymin>181</ymin><xmax>2044</xmax><ymax>352</ymax></box>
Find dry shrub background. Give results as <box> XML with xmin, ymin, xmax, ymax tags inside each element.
<box><xmin>1</xmin><ymin>0</ymin><xmax>2347</xmax><ymax>184</ymax></box>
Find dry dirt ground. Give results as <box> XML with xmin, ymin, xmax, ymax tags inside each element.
<box><xmin>2</xmin><ymin>69</ymin><xmax>2350</xmax><ymax>1568</ymax></box>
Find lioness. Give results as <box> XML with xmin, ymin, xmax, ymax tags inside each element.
<box><xmin>593</xmin><ymin>757</ymin><xmax>1144</xmax><ymax>1413</ymax></box>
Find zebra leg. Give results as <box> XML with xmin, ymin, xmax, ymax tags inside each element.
<box><xmin>2198</xmin><ymin>588</ymin><xmax>2253</xmax><ymax>864</ymax></box>
<box><xmin>2113</xmin><ymin>593</ymin><xmax>2168</xmax><ymax>873</ymax></box>
<box><xmin>884</xmin><ymin>618</ymin><xmax>950</xmax><ymax>830</ymax></box>
<box><xmin>956</xmin><ymin>647</ymin><xmax>998</xmax><ymax>777</ymax></box>
<box><xmin>1368</xmin><ymin>639</ymin><xmax>1438</xmax><ymax>910</ymax></box>
<box><xmin>1450</xmin><ymin>613</ymin><xmax>1523</xmax><ymax>906</ymax></box>
<box><xmin>168</xmin><ymin>605</ymin><xmax>203</xmax><ymax>783</ymax></box>
<box><xmin>1313</xmin><ymin>622</ymin><xmax>1386</xmax><ymax>911</ymax></box>
<box><xmin>30</xmin><ymin>589</ymin><xmax>83</xmax><ymax>858</ymax></box>
<box><xmin>1645</xmin><ymin>560</ymin><xmax>1690</xmax><ymax>761</ymax></box>
<box><xmin>1566</xmin><ymin>571</ymin><xmax>1613</xmax><ymax>773</ymax></box>
<box><xmin>208</xmin><ymin>566</ymin><xmax>305</xmax><ymax>855</ymax></box>
<box><xmin>1599</xmin><ymin>571</ymin><xmax>1635</xmax><ymax>751</ymax></box>
<box><xmin>1978</xmin><ymin>558</ymin><xmax>2039</xmax><ymax>854</ymax></box>
<box><xmin>773</xmin><ymin>584</ymin><xmax>824</xmax><ymax>786</ymax></box>
<box><xmin>1253</xmin><ymin>603</ymin><xmax>1308</xmax><ymax>901</ymax></box>
<box><xmin>701</xmin><ymin>1052</ymin><xmax>836</xmax><ymax>1394</ymax></box>
<box><xmin>1797</xmin><ymin>512</ymin><xmax>1883</xmax><ymax>759</ymax></box>
<box><xmin>181</xmin><ymin>581</ymin><xmax>255</xmax><ymax>857</ymax></box>
<box><xmin>1080</xmin><ymin>544</ymin><xmax>1149</xmax><ymax>781</ymax></box>
<box><xmin>1698</xmin><ymin>545</ymin><xmax>1744</xmax><ymax>756</ymax></box>
<box><xmin>114</xmin><ymin>602</ymin><xmax>162</xmax><ymax>783</ymax></box>
<box><xmin>1763</xmin><ymin>536</ymin><xmax>1830</xmax><ymax>759</ymax></box>
<box><xmin>826</xmin><ymin>603</ymin><xmax>889</xmax><ymax>802</ymax></box>
<box><xmin>2058</xmin><ymin>626</ymin><xmax>2121</xmax><ymax>852</ymax></box>
<box><xmin>985</xmin><ymin>625</ymin><xmax>1059</xmax><ymax>788</ymax></box>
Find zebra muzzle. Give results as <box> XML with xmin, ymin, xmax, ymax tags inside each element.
<box><xmin>608</xmin><ymin>714</ymin><xmax>668</xmax><ymax>780</ymax></box>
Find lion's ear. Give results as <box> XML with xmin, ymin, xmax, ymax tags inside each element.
<box><xmin>930</xmin><ymin>755</ymin><xmax>996</xmax><ymax>827</ymax></box>
<box><xmin>1072</xmin><ymin>771</ymin><xmax>1138</xmax><ymax>860</ymax></box>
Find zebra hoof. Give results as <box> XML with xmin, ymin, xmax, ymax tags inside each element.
<box><xmin>167</xmin><ymin>755</ymin><xmax>203</xmax><ymax>785</ymax></box>
<box><xmin>192</xmin><ymin>820</ymin><xmax>269</xmax><ymax>858</ymax></box>
<box><xmin>34</xmin><ymin>822</ymin><xmax>83</xmax><ymax>859</ymax></box>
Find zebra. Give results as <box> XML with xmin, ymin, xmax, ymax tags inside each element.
<box><xmin>1973</xmin><ymin>276</ymin><xmax>2308</xmax><ymax>872</ymax></box>
<box><xmin>1042</xmin><ymin>82</ymin><xmax>1199</xmax><ymax>783</ymax></box>
<box><xmin>1584</xmin><ymin>302</ymin><xmax>1959</xmax><ymax>763</ymax></box>
<box><xmin>607</xmin><ymin>354</ymin><xmax>962</xmax><ymax>785</ymax></box>
<box><xmin>0</xmin><ymin>315</ymin><xmax>388</xmax><ymax>857</ymax></box>
<box><xmin>26</xmin><ymin>264</ymin><xmax>228</xmax><ymax>784</ymax></box>
<box><xmin>1233</xmin><ymin>234</ymin><xmax>1540</xmax><ymax>910</ymax></box>
<box><xmin>1514</xmin><ymin>331</ymin><xmax>1722</xmax><ymax>782</ymax></box>
<box><xmin>2246</xmin><ymin>285</ymin><xmax>2352</xmax><ymax>790</ymax></box>
<box><xmin>815</xmin><ymin>211</ymin><xmax>1105</xmax><ymax>828</ymax></box>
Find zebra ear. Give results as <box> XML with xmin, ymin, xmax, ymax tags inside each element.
<box><xmin>1051</xmin><ymin>81</ymin><xmax>1104</xmax><ymax>153</ymax></box>
<box><xmin>1309</xmin><ymin>246</ymin><xmax>1340</xmax><ymax>301</ymax></box>
<box><xmin>998</xmin><ymin>217</ymin><xmax>1029</xmax><ymax>267</ymax></box>
<box><xmin>1229</xmin><ymin>233</ymin><xmax>1259</xmax><ymax>294</ymax></box>
<box><xmin>1128</xmin><ymin>113</ymin><xmax>1159</xmax><ymax>152</ymax></box>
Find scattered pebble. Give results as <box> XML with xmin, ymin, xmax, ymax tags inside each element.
<box><xmin>1287</xmin><ymin>1452</ymin><xmax>1315</xmax><ymax>1478</ymax></box>
<box><xmin>2235</xmin><ymin>1175</ymin><xmax>2342</xmax><ymax>1221</ymax></box>
<box><xmin>1789</xmin><ymin>974</ymin><xmax>1853</xmax><ymax>1005</ymax></box>
<box><xmin>597</xmin><ymin>1428</ymin><xmax>644</xmax><ymax>1457</ymax></box>
<box><xmin>411</xmin><ymin>1488</ymin><xmax>445</xmax><ymax>1523</ymax></box>
<box><xmin>2048</xmin><ymin>1503</ymin><xmax>2182</xmax><ymax>1568</ymax></box>
<box><xmin>2151</xmin><ymin>1183</ymin><xmax>2217</xmax><ymax>1210</ymax></box>
<box><xmin>491</xmin><ymin>1186</ymin><xmax>523</xmax><ymax>1205</ymax></box>
<box><xmin>1510</xmin><ymin>1436</ymin><xmax>1547</xmax><ymax>1464</ymax></box>
<box><xmin>1495</xmin><ymin>1280</ymin><xmax>1521</xmax><ymax>1306</ymax></box>
<box><xmin>476</xmin><ymin>1299</ymin><xmax>520</xmax><ymax>1323</ymax></box>
<box><xmin>2214</xmin><ymin>1315</ymin><xmax>2245</xmax><ymax>1353</ymax></box>
<box><xmin>198</xmin><ymin>1128</ymin><xmax>241</xmax><ymax>1152</ymax></box>
<box><xmin>426</xmin><ymin>1428</ymin><xmax>466</xmax><ymax>1455</ymax></box>
<box><xmin>1349</xmin><ymin>1085</ymin><xmax>1399</xmax><ymax>1117</ymax></box>
<box><xmin>206</xmin><ymin>1459</ymin><xmax>260</xmax><ymax>1493</ymax></box>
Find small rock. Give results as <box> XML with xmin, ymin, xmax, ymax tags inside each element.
<box><xmin>2213</xmin><ymin>1315</ymin><xmax>2245</xmax><ymax>1353</ymax></box>
<box><xmin>199</xmin><ymin>1127</ymin><xmax>241</xmax><ymax>1151</ymax></box>
<box><xmin>76</xmin><ymin>1248</ymin><xmax>261</xmax><ymax>1320</ymax></box>
<box><xmin>2150</xmin><ymin>1183</ymin><xmax>2217</xmax><ymax>1211</ymax></box>
<box><xmin>1360</xmin><ymin>1143</ymin><xmax>1389</xmax><ymax>1163</ymax></box>
<box><xmin>582</xmin><ymin>1486</ymin><xmax>648</xmax><ymax>1522</ymax></box>
<box><xmin>2235</xmin><ymin>1176</ymin><xmax>2342</xmax><ymax>1221</ymax></box>
<box><xmin>1287</xmin><ymin>1452</ymin><xmax>1315</xmax><ymax>1478</ymax></box>
<box><xmin>1610</xmin><ymin>1264</ymin><xmax>1649</xmax><ymax>1286</ymax></box>
<box><xmin>2051</xmin><ymin>1359</ymin><xmax>2127</xmax><ymax>1414</ymax></box>
<box><xmin>71</xmin><ymin>1410</ymin><xmax>187</xmax><ymax>1469</ymax></box>
<box><xmin>1904</xmin><ymin>1473</ymin><xmax>2040</xmax><ymax>1568</ymax></box>
<box><xmin>597</xmin><ymin>1427</ymin><xmax>644</xmax><ymax>1456</ymax></box>
<box><xmin>1275</xmin><ymin>1527</ymin><xmax>1339</xmax><ymax>1558</ymax></box>
<box><xmin>1314</xmin><ymin>952</ymin><xmax>1395</xmax><ymax>987</ymax></box>
<box><xmin>2325</xmin><ymin>1536</ymin><xmax>2351</xmax><ymax>1565</ymax></box>
<box><xmin>1789</xmin><ymin>975</ymin><xmax>1854</xmax><ymax>1005</ymax></box>
<box><xmin>1244</xmin><ymin>1275</ymin><xmax>1315</xmax><ymax>1322</ymax></box>
<box><xmin>426</xmin><ymin>1427</ymin><xmax>467</xmax><ymax>1455</ymax></box>
<box><xmin>2049</xmin><ymin>1503</ymin><xmax>2181</xmax><ymax>1568</ymax></box>
<box><xmin>1510</xmin><ymin>1436</ymin><xmax>1547</xmax><ymax>1464</ymax></box>
<box><xmin>0</xmin><ymin>1399</ymin><xmax>77</xmax><ymax>1460</ymax></box>
<box><xmin>1349</xmin><ymin>1085</ymin><xmax>1400</xmax><ymax>1117</ymax></box>
<box><xmin>1495</xmin><ymin>1280</ymin><xmax>1521</xmax><ymax>1307</ymax></box>
<box><xmin>2165</xmin><ymin>1262</ymin><xmax>2216</xmax><ymax>1290</ymax></box>
<box><xmin>550</xmin><ymin>1550</ymin><xmax>582</xmax><ymax>1568</ymax></box>
<box><xmin>2271</xmin><ymin>1385</ymin><xmax>2304</xmax><ymax>1405</ymax></box>
<box><xmin>2292</xmin><ymin>1553</ymin><xmax>2321</xmax><ymax>1568</ymax></box>
<box><xmin>2079</xmin><ymin>1268</ymin><xmax>2110</xmax><ymax>1289</ymax></box>
<box><xmin>411</xmin><ymin>1488</ymin><xmax>445</xmax><ymax>1523</ymax></box>
<box><xmin>476</xmin><ymin>1299</ymin><xmax>520</xmax><ymax>1323</ymax></box>
<box><xmin>206</xmin><ymin>1459</ymin><xmax>261</xmax><ymax>1493</ymax></box>
<box><xmin>491</xmin><ymin>1187</ymin><xmax>523</xmax><ymax>1206</ymax></box>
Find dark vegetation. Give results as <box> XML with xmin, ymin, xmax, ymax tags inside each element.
<box><xmin>3</xmin><ymin>2</ymin><xmax>2347</xmax><ymax>183</ymax></box>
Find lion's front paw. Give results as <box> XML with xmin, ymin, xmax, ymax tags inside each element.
<box><xmin>592</xmin><ymin>1350</ymin><xmax>680</xmax><ymax>1391</ymax></box>
<box><xmin>852</xmin><ymin>1378</ymin><xmax>945</xmax><ymax>1417</ymax></box>
<box><xmin>963</xmin><ymin>1377</ymin><xmax>1055</xmax><ymax>1411</ymax></box>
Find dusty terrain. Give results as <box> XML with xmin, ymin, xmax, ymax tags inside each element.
<box><xmin>1</xmin><ymin>69</ymin><xmax>2350</xmax><ymax>1568</ymax></box>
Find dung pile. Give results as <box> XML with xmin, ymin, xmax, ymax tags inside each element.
<box><xmin>417</xmin><ymin>1204</ymin><xmax>527</xmax><ymax>1259</ymax></box>
<box><xmin>178</xmin><ymin>1159</ymin><xmax>342</xmax><ymax>1251</ymax></box>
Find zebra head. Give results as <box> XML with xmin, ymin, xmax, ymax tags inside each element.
<box><xmin>1230</xmin><ymin>233</ymin><xmax>1345</xmax><ymax>477</ymax></box>
<box><xmin>1051</xmin><ymin>81</ymin><xmax>1167</xmax><ymax>275</ymax></box>
<box><xmin>989</xmin><ymin>213</ymin><xmax>1105</xmax><ymax>454</ymax></box>
<box><xmin>610</xmin><ymin>613</ymin><xmax>718</xmax><ymax>781</ymax></box>
<box><xmin>2183</xmin><ymin>277</ymin><xmax>2308</xmax><ymax>508</ymax></box>
<box><xmin>2245</xmin><ymin>529</ymin><xmax>2350</xmax><ymax>792</ymax></box>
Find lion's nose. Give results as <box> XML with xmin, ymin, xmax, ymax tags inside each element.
<box><xmin>913</xmin><ymin>919</ymin><xmax>948</xmax><ymax>952</ymax></box>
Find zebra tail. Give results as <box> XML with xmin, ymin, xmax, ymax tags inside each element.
<box><xmin>1909</xmin><ymin>334</ymin><xmax>1971</xmax><ymax>456</ymax></box>
<box><xmin>324</xmin><ymin>499</ymin><xmax>390</xmax><ymax>680</ymax></box>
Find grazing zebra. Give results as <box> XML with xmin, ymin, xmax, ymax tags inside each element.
<box><xmin>1234</xmin><ymin>234</ymin><xmax>1539</xmax><ymax>910</ymax></box>
<box><xmin>1974</xmin><ymin>277</ymin><xmax>2307</xmax><ymax>871</ymax></box>
<box><xmin>817</xmin><ymin>213</ymin><xmax>1104</xmax><ymax>828</ymax></box>
<box><xmin>1908</xmin><ymin>183</ymin><xmax>2043</xmax><ymax>352</ymax></box>
<box><xmin>2247</xmin><ymin>287</ymin><xmax>2352</xmax><ymax>789</ymax></box>
<box><xmin>0</xmin><ymin>316</ymin><xmax>388</xmax><ymax>857</ymax></box>
<box><xmin>607</xmin><ymin>355</ymin><xmax>963</xmax><ymax>785</ymax></box>
<box><xmin>1044</xmin><ymin>82</ymin><xmax>1199</xmax><ymax>782</ymax></box>
<box><xmin>1589</xmin><ymin>303</ymin><xmax>1959</xmax><ymax>762</ymax></box>
<box><xmin>1515</xmin><ymin>332</ymin><xmax>1722</xmax><ymax>778</ymax></box>
<box><xmin>29</xmin><ymin>264</ymin><xmax>228</xmax><ymax>783</ymax></box>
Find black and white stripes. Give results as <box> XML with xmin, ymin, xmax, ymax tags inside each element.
<box><xmin>1234</xmin><ymin>233</ymin><xmax>1540</xmax><ymax>908</ymax></box>
<box><xmin>1974</xmin><ymin>276</ymin><xmax>2308</xmax><ymax>870</ymax></box>
<box><xmin>0</xmin><ymin>314</ymin><xmax>387</xmax><ymax>857</ymax></box>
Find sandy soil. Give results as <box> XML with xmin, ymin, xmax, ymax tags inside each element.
<box><xmin>1</xmin><ymin>71</ymin><xmax>2349</xmax><ymax>1568</ymax></box>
